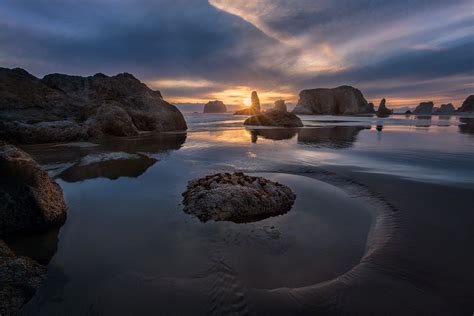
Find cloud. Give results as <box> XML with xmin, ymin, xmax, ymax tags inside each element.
<box><xmin>0</xmin><ymin>0</ymin><xmax>472</xmax><ymax>107</ymax></box>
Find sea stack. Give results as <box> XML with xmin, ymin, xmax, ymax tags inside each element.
<box><xmin>274</xmin><ymin>99</ymin><xmax>288</xmax><ymax>112</ymax></box>
<box><xmin>413</xmin><ymin>101</ymin><xmax>434</xmax><ymax>115</ymax></box>
<box><xmin>434</xmin><ymin>103</ymin><xmax>455</xmax><ymax>114</ymax></box>
<box><xmin>458</xmin><ymin>95</ymin><xmax>474</xmax><ymax>112</ymax></box>
<box><xmin>0</xmin><ymin>67</ymin><xmax>187</xmax><ymax>144</ymax></box>
<box><xmin>234</xmin><ymin>91</ymin><xmax>262</xmax><ymax>115</ymax></box>
<box><xmin>292</xmin><ymin>86</ymin><xmax>374</xmax><ymax>115</ymax></box>
<box><xmin>376</xmin><ymin>98</ymin><xmax>392</xmax><ymax>117</ymax></box>
<box><xmin>244</xmin><ymin>110</ymin><xmax>303</xmax><ymax>127</ymax></box>
<box><xmin>203</xmin><ymin>100</ymin><xmax>227</xmax><ymax>113</ymax></box>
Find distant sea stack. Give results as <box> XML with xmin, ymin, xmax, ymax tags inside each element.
<box><xmin>292</xmin><ymin>86</ymin><xmax>374</xmax><ymax>115</ymax></box>
<box><xmin>458</xmin><ymin>95</ymin><xmax>474</xmax><ymax>112</ymax></box>
<box><xmin>244</xmin><ymin>109</ymin><xmax>303</xmax><ymax>127</ymax></box>
<box><xmin>413</xmin><ymin>101</ymin><xmax>434</xmax><ymax>115</ymax></box>
<box><xmin>376</xmin><ymin>98</ymin><xmax>392</xmax><ymax>117</ymax></box>
<box><xmin>203</xmin><ymin>100</ymin><xmax>227</xmax><ymax>113</ymax></box>
<box><xmin>434</xmin><ymin>103</ymin><xmax>455</xmax><ymax>114</ymax></box>
<box><xmin>0</xmin><ymin>67</ymin><xmax>187</xmax><ymax>144</ymax></box>
<box><xmin>273</xmin><ymin>99</ymin><xmax>288</xmax><ymax>112</ymax></box>
<box><xmin>234</xmin><ymin>91</ymin><xmax>261</xmax><ymax>115</ymax></box>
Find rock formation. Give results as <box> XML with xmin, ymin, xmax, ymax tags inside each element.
<box><xmin>182</xmin><ymin>172</ymin><xmax>295</xmax><ymax>223</ymax></box>
<box><xmin>458</xmin><ymin>95</ymin><xmax>474</xmax><ymax>112</ymax></box>
<box><xmin>292</xmin><ymin>86</ymin><xmax>374</xmax><ymax>115</ymax></box>
<box><xmin>244</xmin><ymin>110</ymin><xmax>303</xmax><ymax>127</ymax></box>
<box><xmin>413</xmin><ymin>101</ymin><xmax>434</xmax><ymax>115</ymax></box>
<box><xmin>376</xmin><ymin>98</ymin><xmax>392</xmax><ymax>117</ymax></box>
<box><xmin>0</xmin><ymin>240</ymin><xmax>46</xmax><ymax>315</ymax></box>
<box><xmin>405</xmin><ymin>110</ymin><xmax>413</xmax><ymax>115</ymax></box>
<box><xmin>0</xmin><ymin>142</ymin><xmax>67</xmax><ymax>236</ymax></box>
<box><xmin>273</xmin><ymin>99</ymin><xmax>287</xmax><ymax>112</ymax></box>
<box><xmin>203</xmin><ymin>100</ymin><xmax>227</xmax><ymax>113</ymax></box>
<box><xmin>0</xmin><ymin>67</ymin><xmax>187</xmax><ymax>144</ymax></box>
<box><xmin>433</xmin><ymin>103</ymin><xmax>455</xmax><ymax>114</ymax></box>
<box><xmin>234</xmin><ymin>91</ymin><xmax>262</xmax><ymax>115</ymax></box>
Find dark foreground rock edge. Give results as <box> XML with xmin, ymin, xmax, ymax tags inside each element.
<box><xmin>182</xmin><ymin>172</ymin><xmax>296</xmax><ymax>223</ymax></box>
<box><xmin>0</xmin><ymin>67</ymin><xmax>187</xmax><ymax>144</ymax></box>
<box><xmin>0</xmin><ymin>142</ymin><xmax>67</xmax><ymax>315</ymax></box>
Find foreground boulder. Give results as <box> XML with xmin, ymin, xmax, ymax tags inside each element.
<box><xmin>182</xmin><ymin>172</ymin><xmax>295</xmax><ymax>223</ymax></box>
<box><xmin>0</xmin><ymin>67</ymin><xmax>187</xmax><ymax>144</ymax></box>
<box><xmin>413</xmin><ymin>101</ymin><xmax>434</xmax><ymax>115</ymax></box>
<box><xmin>376</xmin><ymin>98</ymin><xmax>392</xmax><ymax>117</ymax></box>
<box><xmin>234</xmin><ymin>91</ymin><xmax>261</xmax><ymax>115</ymax></box>
<box><xmin>434</xmin><ymin>103</ymin><xmax>455</xmax><ymax>114</ymax></box>
<box><xmin>292</xmin><ymin>86</ymin><xmax>374</xmax><ymax>115</ymax></box>
<box><xmin>244</xmin><ymin>109</ymin><xmax>303</xmax><ymax>127</ymax></box>
<box><xmin>0</xmin><ymin>240</ymin><xmax>46</xmax><ymax>315</ymax></box>
<box><xmin>0</xmin><ymin>142</ymin><xmax>67</xmax><ymax>236</ymax></box>
<box><xmin>458</xmin><ymin>95</ymin><xmax>474</xmax><ymax>112</ymax></box>
<box><xmin>273</xmin><ymin>99</ymin><xmax>288</xmax><ymax>112</ymax></box>
<box><xmin>203</xmin><ymin>100</ymin><xmax>227</xmax><ymax>113</ymax></box>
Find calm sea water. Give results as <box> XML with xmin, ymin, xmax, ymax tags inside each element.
<box><xmin>14</xmin><ymin>113</ymin><xmax>474</xmax><ymax>314</ymax></box>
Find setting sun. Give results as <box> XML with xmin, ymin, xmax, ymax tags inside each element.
<box><xmin>243</xmin><ymin>98</ymin><xmax>251</xmax><ymax>107</ymax></box>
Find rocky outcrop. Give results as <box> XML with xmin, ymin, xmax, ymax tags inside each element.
<box><xmin>273</xmin><ymin>99</ymin><xmax>287</xmax><ymax>112</ymax></box>
<box><xmin>0</xmin><ymin>240</ymin><xmax>46</xmax><ymax>316</ymax></box>
<box><xmin>244</xmin><ymin>110</ymin><xmax>303</xmax><ymax>127</ymax></box>
<box><xmin>292</xmin><ymin>86</ymin><xmax>374</xmax><ymax>115</ymax></box>
<box><xmin>376</xmin><ymin>98</ymin><xmax>392</xmax><ymax>117</ymax></box>
<box><xmin>413</xmin><ymin>102</ymin><xmax>434</xmax><ymax>115</ymax></box>
<box><xmin>182</xmin><ymin>172</ymin><xmax>295</xmax><ymax>223</ymax></box>
<box><xmin>458</xmin><ymin>95</ymin><xmax>474</xmax><ymax>112</ymax></box>
<box><xmin>203</xmin><ymin>100</ymin><xmax>227</xmax><ymax>113</ymax></box>
<box><xmin>405</xmin><ymin>110</ymin><xmax>413</xmax><ymax>115</ymax></box>
<box><xmin>234</xmin><ymin>91</ymin><xmax>261</xmax><ymax>115</ymax></box>
<box><xmin>0</xmin><ymin>142</ymin><xmax>67</xmax><ymax>236</ymax></box>
<box><xmin>0</xmin><ymin>67</ymin><xmax>187</xmax><ymax>144</ymax></box>
<box><xmin>434</xmin><ymin>103</ymin><xmax>455</xmax><ymax>114</ymax></box>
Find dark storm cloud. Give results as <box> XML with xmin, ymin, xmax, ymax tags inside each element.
<box><xmin>0</xmin><ymin>0</ymin><xmax>472</xmax><ymax>106</ymax></box>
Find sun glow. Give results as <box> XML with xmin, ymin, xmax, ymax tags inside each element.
<box><xmin>243</xmin><ymin>98</ymin><xmax>251</xmax><ymax>107</ymax></box>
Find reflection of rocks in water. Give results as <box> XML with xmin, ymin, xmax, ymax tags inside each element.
<box><xmin>24</xmin><ymin>133</ymin><xmax>187</xmax><ymax>181</ymax></box>
<box><xmin>249</xmin><ymin>128</ymin><xmax>299</xmax><ymax>143</ymax></box>
<box><xmin>297</xmin><ymin>126</ymin><xmax>366</xmax><ymax>149</ymax></box>
<box><xmin>459</xmin><ymin>117</ymin><xmax>474</xmax><ymax>135</ymax></box>
<box><xmin>415</xmin><ymin>116</ymin><xmax>432</xmax><ymax>128</ymax></box>
<box><xmin>58</xmin><ymin>153</ymin><xmax>157</xmax><ymax>182</ymax></box>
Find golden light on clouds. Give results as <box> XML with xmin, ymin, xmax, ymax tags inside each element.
<box><xmin>147</xmin><ymin>79</ymin><xmax>214</xmax><ymax>89</ymax></box>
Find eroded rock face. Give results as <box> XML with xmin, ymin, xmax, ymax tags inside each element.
<box><xmin>292</xmin><ymin>86</ymin><xmax>374</xmax><ymax>115</ymax></box>
<box><xmin>182</xmin><ymin>172</ymin><xmax>296</xmax><ymax>223</ymax></box>
<box><xmin>203</xmin><ymin>100</ymin><xmax>227</xmax><ymax>113</ymax></box>
<box><xmin>0</xmin><ymin>240</ymin><xmax>46</xmax><ymax>316</ymax></box>
<box><xmin>274</xmin><ymin>99</ymin><xmax>287</xmax><ymax>112</ymax></box>
<box><xmin>0</xmin><ymin>142</ymin><xmax>67</xmax><ymax>236</ymax></box>
<box><xmin>244</xmin><ymin>110</ymin><xmax>303</xmax><ymax>127</ymax></box>
<box><xmin>0</xmin><ymin>67</ymin><xmax>187</xmax><ymax>144</ymax></box>
<box><xmin>376</xmin><ymin>98</ymin><xmax>392</xmax><ymax>117</ymax></box>
<box><xmin>413</xmin><ymin>102</ymin><xmax>434</xmax><ymax>115</ymax></box>
<box><xmin>458</xmin><ymin>95</ymin><xmax>474</xmax><ymax>112</ymax></box>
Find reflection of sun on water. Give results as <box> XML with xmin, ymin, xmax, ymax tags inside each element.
<box><xmin>243</xmin><ymin>98</ymin><xmax>251</xmax><ymax>107</ymax></box>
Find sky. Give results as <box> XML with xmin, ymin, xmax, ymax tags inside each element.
<box><xmin>1</xmin><ymin>0</ymin><xmax>473</xmax><ymax>108</ymax></box>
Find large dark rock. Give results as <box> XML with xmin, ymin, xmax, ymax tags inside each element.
<box><xmin>0</xmin><ymin>240</ymin><xmax>46</xmax><ymax>316</ymax></box>
<box><xmin>244</xmin><ymin>109</ymin><xmax>303</xmax><ymax>127</ymax></box>
<box><xmin>413</xmin><ymin>101</ymin><xmax>434</xmax><ymax>115</ymax></box>
<box><xmin>458</xmin><ymin>95</ymin><xmax>474</xmax><ymax>112</ymax></box>
<box><xmin>434</xmin><ymin>103</ymin><xmax>455</xmax><ymax>114</ymax></box>
<box><xmin>0</xmin><ymin>142</ymin><xmax>67</xmax><ymax>236</ymax></box>
<box><xmin>292</xmin><ymin>86</ymin><xmax>374</xmax><ymax>115</ymax></box>
<box><xmin>234</xmin><ymin>91</ymin><xmax>261</xmax><ymax>115</ymax></box>
<box><xmin>182</xmin><ymin>172</ymin><xmax>295</xmax><ymax>223</ymax></box>
<box><xmin>273</xmin><ymin>99</ymin><xmax>287</xmax><ymax>112</ymax></box>
<box><xmin>376</xmin><ymin>98</ymin><xmax>392</xmax><ymax>117</ymax></box>
<box><xmin>0</xmin><ymin>67</ymin><xmax>187</xmax><ymax>144</ymax></box>
<box><xmin>203</xmin><ymin>100</ymin><xmax>227</xmax><ymax>113</ymax></box>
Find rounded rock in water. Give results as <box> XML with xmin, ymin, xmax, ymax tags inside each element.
<box><xmin>182</xmin><ymin>172</ymin><xmax>296</xmax><ymax>223</ymax></box>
